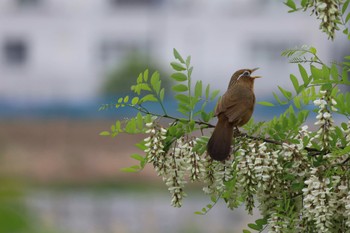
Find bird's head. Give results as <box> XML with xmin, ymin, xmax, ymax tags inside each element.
<box><xmin>228</xmin><ymin>67</ymin><xmax>261</xmax><ymax>88</ymax></box>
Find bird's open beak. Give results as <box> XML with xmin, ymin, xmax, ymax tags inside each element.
<box><xmin>250</xmin><ymin>67</ymin><xmax>262</xmax><ymax>79</ymax></box>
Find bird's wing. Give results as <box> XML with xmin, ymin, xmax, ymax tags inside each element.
<box><xmin>215</xmin><ymin>87</ymin><xmax>255</xmax><ymax>125</ymax></box>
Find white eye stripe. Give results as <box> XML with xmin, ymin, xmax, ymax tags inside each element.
<box><xmin>237</xmin><ymin>71</ymin><xmax>251</xmax><ymax>80</ymax></box>
<box><xmin>243</xmin><ymin>71</ymin><xmax>251</xmax><ymax>76</ymax></box>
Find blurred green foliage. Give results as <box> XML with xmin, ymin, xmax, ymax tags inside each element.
<box><xmin>102</xmin><ymin>51</ymin><xmax>172</xmax><ymax>97</ymax></box>
<box><xmin>0</xmin><ymin>178</ymin><xmax>62</xmax><ymax>233</ymax></box>
<box><xmin>0</xmin><ymin>178</ymin><xmax>32</xmax><ymax>233</ymax></box>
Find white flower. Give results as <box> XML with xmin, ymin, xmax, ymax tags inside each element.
<box><xmin>323</xmin><ymin>112</ymin><xmax>331</xmax><ymax>119</ymax></box>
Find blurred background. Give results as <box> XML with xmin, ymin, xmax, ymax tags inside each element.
<box><xmin>0</xmin><ymin>0</ymin><xmax>348</xmax><ymax>232</ymax></box>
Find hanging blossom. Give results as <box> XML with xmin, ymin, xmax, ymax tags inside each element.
<box><xmin>344</xmin><ymin>121</ymin><xmax>350</xmax><ymax>145</ymax></box>
<box><xmin>187</xmin><ymin>139</ymin><xmax>206</xmax><ymax>182</ymax></box>
<box><xmin>254</xmin><ymin>142</ymin><xmax>283</xmax><ymax>188</ymax></box>
<box><xmin>164</xmin><ymin>137</ymin><xmax>189</xmax><ymax>208</ymax></box>
<box><xmin>343</xmin><ymin>120</ymin><xmax>350</xmax><ymax>155</ymax></box>
<box><xmin>302</xmin><ymin>168</ymin><xmax>334</xmax><ymax>232</ymax></box>
<box><xmin>254</xmin><ymin>142</ymin><xmax>285</xmax><ymax>218</ymax></box>
<box><xmin>144</xmin><ymin>121</ymin><xmax>168</xmax><ymax>176</ymax></box>
<box><xmin>307</xmin><ymin>0</ymin><xmax>341</xmax><ymax>39</ymax></box>
<box><xmin>344</xmin><ymin>189</ymin><xmax>350</xmax><ymax>228</ymax></box>
<box><xmin>202</xmin><ymin>156</ymin><xmax>233</xmax><ymax>195</ymax></box>
<box><xmin>313</xmin><ymin>90</ymin><xmax>336</xmax><ymax>150</ymax></box>
<box><xmin>236</xmin><ymin>139</ymin><xmax>258</xmax><ymax>214</ymax></box>
<box><xmin>329</xmin><ymin>177</ymin><xmax>348</xmax><ymax>224</ymax></box>
<box><xmin>268</xmin><ymin>211</ymin><xmax>289</xmax><ymax>233</ymax></box>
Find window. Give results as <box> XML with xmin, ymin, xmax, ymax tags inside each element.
<box><xmin>16</xmin><ymin>0</ymin><xmax>41</xmax><ymax>7</ymax></box>
<box><xmin>99</xmin><ymin>39</ymin><xmax>151</xmax><ymax>68</ymax></box>
<box><xmin>109</xmin><ymin>0</ymin><xmax>163</xmax><ymax>8</ymax></box>
<box><xmin>250</xmin><ymin>40</ymin><xmax>298</xmax><ymax>63</ymax></box>
<box><xmin>3</xmin><ymin>39</ymin><xmax>28</xmax><ymax>66</ymax></box>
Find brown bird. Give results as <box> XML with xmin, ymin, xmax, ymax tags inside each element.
<box><xmin>207</xmin><ymin>68</ymin><xmax>261</xmax><ymax>161</ymax></box>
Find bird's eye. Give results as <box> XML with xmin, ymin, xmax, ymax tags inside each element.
<box><xmin>243</xmin><ymin>71</ymin><xmax>251</xmax><ymax>76</ymax></box>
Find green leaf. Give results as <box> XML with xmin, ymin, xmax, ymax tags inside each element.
<box><xmin>136</xmin><ymin>73</ymin><xmax>142</xmax><ymax>84</ymax></box>
<box><xmin>136</xmin><ymin>112</ymin><xmax>143</xmax><ymax>130</ymax></box>
<box><xmin>243</xmin><ymin>230</ymin><xmax>251</xmax><ymax>233</ymax></box>
<box><xmin>278</xmin><ymin>86</ymin><xmax>293</xmax><ymax>100</ymax></box>
<box><xmin>171</xmin><ymin>73</ymin><xmax>187</xmax><ymax>82</ymax></box>
<box><xmin>309</xmin><ymin>47</ymin><xmax>317</xmax><ymax>55</ymax></box>
<box><xmin>333</xmin><ymin>146</ymin><xmax>350</xmax><ymax>156</ymax></box>
<box><xmin>311</xmin><ymin>65</ymin><xmax>323</xmax><ymax>80</ymax></box>
<box><xmin>255</xmin><ymin>218</ymin><xmax>268</xmax><ymax>226</ymax></box>
<box><xmin>175</xmin><ymin>94</ymin><xmax>190</xmax><ymax>104</ymax></box>
<box><xmin>248</xmin><ymin>223</ymin><xmax>262</xmax><ymax>231</ymax></box>
<box><xmin>300</xmin><ymin>0</ymin><xmax>308</xmax><ymax>7</ymax></box>
<box><xmin>143</xmin><ymin>69</ymin><xmax>149</xmax><ymax>82</ymax></box>
<box><xmin>294</xmin><ymin>96</ymin><xmax>301</xmax><ymax>109</ymax></box>
<box><xmin>131</xmin><ymin>97</ymin><xmax>139</xmax><ymax>105</ymax></box>
<box><xmin>135</xmin><ymin>140</ymin><xmax>147</xmax><ymax>151</ymax></box>
<box><xmin>298</xmin><ymin>64</ymin><xmax>309</xmax><ymax>85</ymax></box>
<box><xmin>178</xmin><ymin>104</ymin><xmax>190</xmax><ymax>116</ymax></box>
<box><xmin>330</xmin><ymin>64</ymin><xmax>339</xmax><ymax>81</ymax></box>
<box><xmin>342</xmin><ymin>0</ymin><xmax>350</xmax><ymax>14</ymax></box>
<box><xmin>178</xmin><ymin>103</ymin><xmax>191</xmax><ymax>112</ymax></box>
<box><xmin>210</xmin><ymin>90</ymin><xmax>220</xmax><ymax>101</ymax></box>
<box><xmin>292</xmin><ymin>182</ymin><xmax>304</xmax><ymax>192</ymax></box>
<box><xmin>171</xmin><ymin>62</ymin><xmax>186</xmax><ymax>71</ymax></box>
<box><xmin>186</xmin><ymin>56</ymin><xmax>191</xmax><ymax>68</ymax></box>
<box><xmin>205</xmin><ymin>84</ymin><xmax>210</xmax><ymax>99</ymax></box>
<box><xmin>258</xmin><ymin>101</ymin><xmax>274</xmax><ymax>107</ymax></box>
<box><xmin>159</xmin><ymin>88</ymin><xmax>165</xmax><ymax>101</ymax></box>
<box><xmin>99</xmin><ymin>131</ymin><xmax>110</xmax><ymax>136</ymax></box>
<box><xmin>195</xmin><ymin>81</ymin><xmax>203</xmax><ymax>98</ymax></box>
<box><xmin>172</xmin><ymin>84</ymin><xmax>189</xmax><ymax>92</ymax></box>
<box><xmin>290</xmin><ymin>74</ymin><xmax>300</xmax><ymax>93</ymax></box>
<box><xmin>346</xmin><ymin>12</ymin><xmax>350</xmax><ymax>23</ymax></box>
<box><xmin>141</xmin><ymin>94</ymin><xmax>158</xmax><ymax>102</ymax></box>
<box><xmin>322</xmin><ymin>65</ymin><xmax>330</xmax><ymax>80</ymax></box>
<box><xmin>121</xmin><ymin>165</ymin><xmax>141</xmax><ymax>173</ymax></box>
<box><xmin>115</xmin><ymin>120</ymin><xmax>121</xmax><ymax>131</ymax></box>
<box><xmin>123</xmin><ymin>95</ymin><xmax>129</xmax><ymax>103</ymax></box>
<box><xmin>150</xmin><ymin>71</ymin><xmax>160</xmax><ymax>93</ymax></box>
<box><xmin>118</xmin><ymin>97</ymin><xmax>123</xmax><ymax>104</ymax></box>
<box><xmin>194</xmin><ymin>211</ymin><xmax>204</xmax><ymax>215</ymax></box>
<box><xmin>173</xmin><ymin>48</ymin><xmax>185</xmax><ymax>64</ymax></box>
<box><xmin>188</xmin><ymin>66</ymin><xmax>193</xmax><ymax>77</ymax></box>
<box><xmin>273</xmin><ymin>92</ymin><xmax>287</xmax><ymax>105</ymax></box>
<box><xmin>125</xmin><ymin>118</ymin><xmax>137</xmax><ymax>133</ymax></box>
<box><xmin>342</xmin><ymin>68</ymin><xmax>349</xmax><ymax>83</ymax></box>
<box><xmin>284</xmin><ymin>0</ymin><xmax>296</xmax><ymax>10</ymax></box>
<box><xmin>131</xmin><ymin>154</ymin><xmax>145</xmax><ymax>162</ymax></box>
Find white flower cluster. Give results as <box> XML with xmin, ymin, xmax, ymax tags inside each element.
<box><xmin>282</xmin><ymin>141</ymin><xmax>309</xmax><ymax>178</ymax></box>
<box><xmin>237</xmin><ymin>141</ymin><xmax>258</xmax><ymax>214</ymax></box>
<box><xmin>268</xmin><ymin>212</ymin><xmax>289</xmax><ymax>233</ymax></box>
<box><xmin>254</xmin><ymin>143</ymin><xmax>282</xmax><ymax>187</ymax></box>
<box><xmin>308</xmin><ymin>0</ymin><xmax>341</xmax><ymax>39</ymax></box>
<box><xmin>144</xmin><ymin>121</ymin><xmax>167</xmax><ymax>175</ymax></box>
<box><xmin>187</xmin><ymin>139</ymin><xmax>205</xmax><ymax>181</ymax></box>
<box><xmin>344</xmin><ymin>190</ymin><xmax>350</xmax><ymax>228</ymax></box>
<box><xmin>202</xmin><ymin>157</ymin><xmax>233</xmax><ymax>194</ymax></box>
<box><xmin>330</xmin><ymin>178</ymin><xmax>348</xmax><ymax>221</ymax></box>
<box><xmin>164</xmin><ymin>138</ymin><xmax>189</xmax><ymax>208</ymax></box>
<box><xmin>344</xmin><ymin>120</ymin><xmax>350</xmax><ymax>146</ymax></box>
<box><xmin>144</xmin><ymin>122</ymin><xmax>209</xmax><ymax>207</ymax></box>
<box><xmin>302</xmin><ymin>168</ymin><xmax>333</xmax><ymax>232</ymax></box>
<box><xmin>254</xmin><ymin>143</ymin><xmax>286</xmax><ymax>217</ymax></box>
<box><xmin>313</xmin><ymin>90</ymin><xmax>336</xmax><ymax>149</ymax></box>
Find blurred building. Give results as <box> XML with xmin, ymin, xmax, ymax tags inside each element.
<box><xmin>0</xmin><ymin>0</ymin><xmax>346</xmax><ymax>109</ymax></box>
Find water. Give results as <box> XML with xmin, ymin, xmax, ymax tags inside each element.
<box><xmin>26</xmin><ymin>190</ymin><xmax>259</xmax><ymax>233</ymax></box>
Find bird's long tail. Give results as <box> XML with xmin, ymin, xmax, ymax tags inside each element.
<box><xmin>207</xmin><ymin>116</ymin><xmax>233</xmax><ymax>161</ymax></box>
